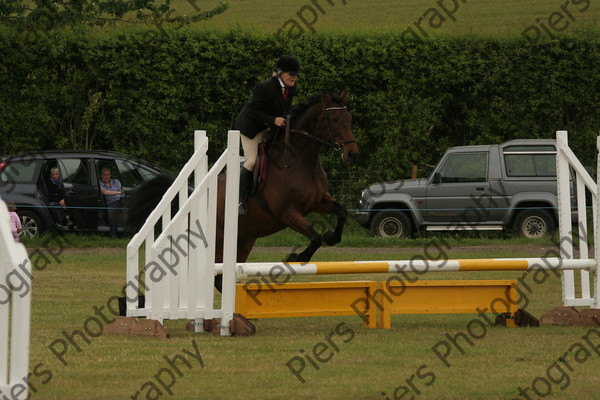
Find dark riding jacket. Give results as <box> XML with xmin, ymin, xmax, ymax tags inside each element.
<box><xmin>235</xmin><ymin>77</ymin><xmax>297</xmax><ymax>139</ymax></box>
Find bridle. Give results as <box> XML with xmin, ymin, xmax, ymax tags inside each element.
<box><xmin>284</xmin><ymin>105</ymin><xmax>357</xmax><ymax>167</ymax></box>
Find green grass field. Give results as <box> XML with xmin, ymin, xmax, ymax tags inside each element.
<box><xmin>178</xmin><ymin>0</ymin><xmax>599</xmax><ymax>38</ymax></box>
<box><xmin>16</xmin><ymin>236</ymin><xmax>600</xmax><ymax>400</ymax></box>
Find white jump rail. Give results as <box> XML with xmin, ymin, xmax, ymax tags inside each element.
<box><xmin>125</xmin><ymin>130</ymin><xmax>240</xmax><ymax>336</ymax></box>
<box><xmin>0</xmin><ymin>199</ymin><xmax>32</xmax><ymax>400</ymax></box>
<box><xmin>221</xmin><ymin>257</ymin><xmax>596</xmax><ymax>277</ymax></box>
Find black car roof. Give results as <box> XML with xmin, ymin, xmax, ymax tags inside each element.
<box><xmin>1</xmin><ymin>150</ymin><xmax>172</xmax><ymax>173</ymax></box>
<box><xmin>4</xmin><ymin>149</ymin><xmax>136</xmax><ymax>159</ymax></box>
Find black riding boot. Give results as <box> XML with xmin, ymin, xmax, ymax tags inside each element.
<box><xmin>238</xmin><ymin>167</ymin><xmax>254</xmax><ymax>216</ymax></box>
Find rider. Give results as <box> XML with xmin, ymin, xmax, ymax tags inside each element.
<box><xmin>234</xmin><ymin>55</ymin><xmax>300</xmax><ymax>216</ymax></box>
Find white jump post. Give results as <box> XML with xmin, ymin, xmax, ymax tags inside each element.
<box><xmin>220</xmin><ymin>131</ymin><xmax>241</xmax><ymax>336</ymax></box>
<box><xmin>556</xmin><ymin>130</ymin><xmax>599</xmax><ymax>308</ymax></box>
<box><xmin>0</xmin><ymin>199</ymin><xmax>32</xmax><ymax>400</ymax></box>
<box><xmin>125</xmin><ymin>130</ymin><xmax>240</xmax><ymax>336</ymax></box>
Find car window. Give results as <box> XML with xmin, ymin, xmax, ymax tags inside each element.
<box><xmin>114</xmin><ymin>159</ymin><xmax>159</xmax><ymax>187</ymax></box>
<box><xmin>0</xmin><ymin>159</ymin><xmax>41</xmax><ymax>184</ymax></box>
<box><xmin>59</xmin><ymin>159</ymin><xmax>91</xmax><ymax>185</ymax></box>
<box><xmin>137</xmin><ymin>165</ymin><xmax>161</xmax><ymax>181</ymax></box>
<box><xmin>504</xmin><ymin>153</ymin><xmax>556</xmax><ymax>177</ymax></box>
<box><xmin>438</xmin><ymin>153</ymin><xmax>487</xmax><ymax>183</ymax></box>
<box><xmin>112</xmin><ymin>159</ymin><xmax>143</xmax><ymax>187</ymax></box>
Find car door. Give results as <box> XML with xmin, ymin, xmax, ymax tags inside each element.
<box><xmin>425</xmin><ymin>152</ymin><xmax>491</xmax><ymax>224</ymax></box>
<box><xmin>57</xmin><ymin>157</ymin><xmax>102</xmax><ymax>230</ymax></box>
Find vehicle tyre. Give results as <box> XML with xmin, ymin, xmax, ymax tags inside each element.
<box><xmin>370</xmin><ymin>211</ymin><xmax>412</xmax><ymax>238</ymax></box>
<box><xmin>19</xmin><ymin>210</ymin><xmax>45</xmax><ymax>238</ymax></box>
<box><xmin>513</xmin><ymin>209</ymin><xmax>555</xmax><ymax>239</ymax></box>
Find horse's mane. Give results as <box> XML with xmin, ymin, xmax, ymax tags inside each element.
<box><xmin>265</xmin><ymin>91</ymin><xmax>346</xmax><ymax>147</ymax></box>
<box><xmin>291</xmin><ymin>92</ymin><xmax>346</xmax><ymax>120</ymax></box>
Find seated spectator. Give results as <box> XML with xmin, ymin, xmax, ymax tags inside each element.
<box><xmin>44</xmin><ymin>167</ymin><xmax>73</xmax><ymax>228</ymax></box>
<box><xmin>99</xmin><ymin>168</ymin><xmax>122</xmax><ymax>238</ymax></box>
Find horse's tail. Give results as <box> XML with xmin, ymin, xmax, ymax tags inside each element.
<box><xmin>126</xmin><ymin>173</ymin><xmax>176</xmax><ymax>231</ymax></box>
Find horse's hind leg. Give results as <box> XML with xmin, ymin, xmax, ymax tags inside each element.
<box><xmin>322</xmin><ymin>201</ymin><xmax>347</xmax><ymax>246</ymax></box>
<box><xmin>213</xmin><ymin>236</ymin><xmax>256</xmax><ymax>293</ymax></box>
<box><xmin>237</xmin><ymin>238</ymin><xmax>257</xmax><ymax>262</ymax></box>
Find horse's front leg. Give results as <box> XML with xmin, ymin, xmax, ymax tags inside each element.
<box><xmin>314</xmin><ymin>193</ymin><xmax>347</xmax><ymax>246</ymax></box>
<box><xmin>281</xmin><ymin>210</ymin><xmax>323</xmax><ymax>263</ymax></box>
<box><xmin>322</xmin><ymin>201</ymin><xmax>347</xmax><ymax>246</ymax></box>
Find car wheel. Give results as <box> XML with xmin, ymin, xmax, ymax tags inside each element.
<box><xmin>370</xmin><ymin>211</ymin><xmax>412</xmax><ymax>238</ymax></box>
<box><xmin>513</xmin><ymin>209</ymin><xmax>555</xmax><ymax>239</ymax></box>
<box><xmin>19</xmin><ymin>210</ymin><xmax>45</xmax><ymax>238</ymax></box>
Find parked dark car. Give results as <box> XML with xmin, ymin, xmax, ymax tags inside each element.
<box><xmin>0</xmin><ymin>150</ymin><xmax>174</xmax><ymax>237</ymax></box>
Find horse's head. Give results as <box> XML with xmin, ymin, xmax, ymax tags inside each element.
<box><xmin>319</xmin><ymin>90</ymin><xmax>359</xmax><ymax>164</ymax></box>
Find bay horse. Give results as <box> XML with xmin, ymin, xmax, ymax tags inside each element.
<box><xmin>216</xmin><ymin>89</ymin><xmax>358</xmax><ymax>267</ymax></box>
<box><xmin>128</xmin><ymin>90</ymin><xmax>358</xmax><ymax>290</ymax></box>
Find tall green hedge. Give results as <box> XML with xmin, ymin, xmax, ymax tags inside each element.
<box><xmin>1</xmin><ymin>27</ymin><xmax>599</xmax><ymax>182</ymax></box>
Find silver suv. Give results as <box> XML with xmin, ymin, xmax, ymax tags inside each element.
<box><xmin>356</xmin><ymin>139</ymin><xmax>581</xmax><ymax>239</ymax></box>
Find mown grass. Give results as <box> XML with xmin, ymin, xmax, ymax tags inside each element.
<box><xmin>20</xmin><ymin>215</ymin><xmax>559</xmax><ymax>250</ymax></box>
<box><xmin>167</xmin><ymin>0</ymin><xmax>600</xmax><ymax>38</ymax></box>
<box><xmin>17</xmin><ymin>231</ymin><xmax>600</xmax><ymax>400</ymax></box>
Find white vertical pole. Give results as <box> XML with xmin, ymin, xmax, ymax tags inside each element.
<box><xmin>0</xmin><ymin>256</ymin><xmax>8</xmax><ymax>390</ymax></box>
<box><xmin>0</xmin><ymin>200</ymin><xmax>31</xmax><ymax>400</ymax></box>
<box><xmin>556</xmin><ymin>130</ymin><xmax>575</xmax><ymax>304</ymax></box>
<box><xmin>595</xmin><ymin>134</ymin><xmax>600</xmax><ymax>308</ymax></box>
<box><xmin>0</xmin><ymin>256</ymin><xmax>10</xmax><ymax>389</ymax></box>
<box><xmin>9</xmin><ymin>247</ymin><xmax>31</xmax><ymax>400</ymax></box>
<box><xmin>189</xmin><ymin>130</ymin><xmax>208</xmax><ymax>331</ymax></box>
<box><xmin>576</xmin><ymin>174</ymin><xmax>590</xmax><ymax>300</ymax></box>
<box><xmin>220</xmin><ymin>130</ymin><xmax>240</xmax><ymax>336</ymax></box>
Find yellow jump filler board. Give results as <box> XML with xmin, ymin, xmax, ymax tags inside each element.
<box><xmin>236</xmin><ymin>281</ymin><xmax>377</xmax><ymax>328</ymax></box>
<box><xmin>377</xmin><ymin>279</ymin><xmax>519</xmax><ymax>329</ymax></box>
<box><xmin>235</xmin><ymin>279</ymin><xmax>519</xmax><ymax>329</ymax></box>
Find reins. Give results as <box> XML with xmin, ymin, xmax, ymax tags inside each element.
<box><xmin>283</xmin><ymin>105</ymin><xmax>356</xmax><ymax>168</ymax></box>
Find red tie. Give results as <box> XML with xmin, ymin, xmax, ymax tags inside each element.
<box><xmin>283</xmin><ymin>87</ymin><xmax>288</xmax><ymax>101</ymax></box>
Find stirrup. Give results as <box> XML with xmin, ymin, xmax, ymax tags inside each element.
<box><xmin>238</xmin><ymin>202</ymin><xmax>247</xmax><ymax>216</ymax></box>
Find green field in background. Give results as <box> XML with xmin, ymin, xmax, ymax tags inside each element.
<box><xmin>172</xmin><ymin>0</ymin><xmax>599</xmax><ymax>39</ymax></box>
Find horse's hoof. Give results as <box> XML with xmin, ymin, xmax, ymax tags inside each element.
<box><xmin>286</xmin><ymin>253</ymin><xmax>299</xmax><ymax>262</ymax></box>
<box><xmin>323</xmin><ymin>229</ymin><xmax>340</xmax><ymax>246</ymax></box>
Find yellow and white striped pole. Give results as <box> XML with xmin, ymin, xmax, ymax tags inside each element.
<box><xmin>215</xmin><ymin>257</ymin><xmax>596</xmax><ymax>278</ymax></box>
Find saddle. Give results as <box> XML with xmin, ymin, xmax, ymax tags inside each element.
<box><xmin>254</xmin><ymin>143</ymin><xmax>268</xmax><ymax>193</ymax></box>
<box><xmin>253</xmin><ymin>120</ymin><xmax>289</xmax><ymax>192</ymax></box>
<box><xmin>247</xmin><ymin>143</ymin><xmax>277</xmax><ymax>219</ymax></box>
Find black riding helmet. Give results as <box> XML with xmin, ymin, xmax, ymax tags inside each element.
<box><xmin>275</xmin><ymin>55</ymin><xmax>301</xmax><ymax>76</ymax></box>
